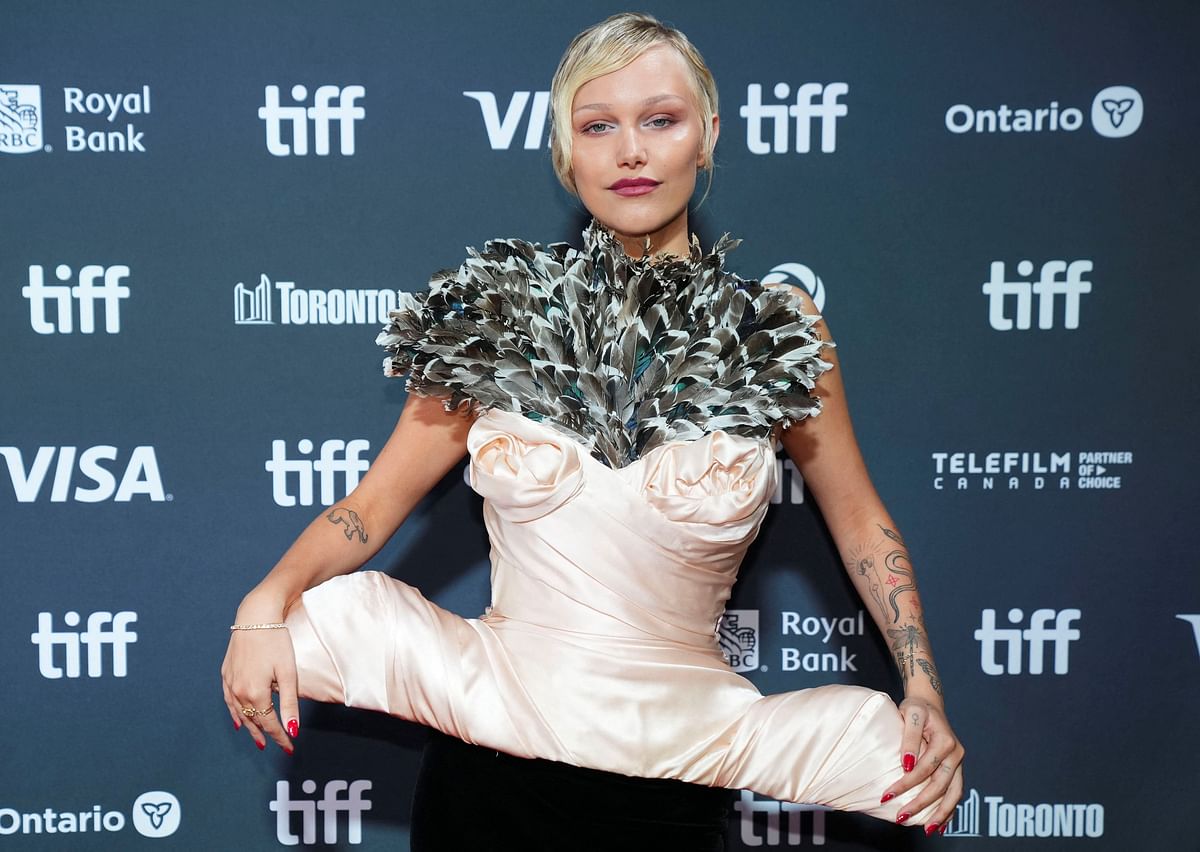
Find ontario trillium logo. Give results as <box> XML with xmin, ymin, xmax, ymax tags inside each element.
<box><xmin>131</xmin><ymin>791</ymin><xmax>181</xmax><ymax>838</ymax></box>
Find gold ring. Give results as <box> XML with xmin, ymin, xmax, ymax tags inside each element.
<box><xmin>242</xmin><ymin>704</ymin><xmax>273</xmax><ymax>718</ymax></box>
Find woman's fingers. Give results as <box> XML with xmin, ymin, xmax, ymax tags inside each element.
<box><xmin>221</xmin><ymin>676</ymin><xmax>244</xmax><ymax>731</ymax></box>
<box><xmin>222</xmin><ymin>629</ymin><xmax>297</xmax><ymax>753</ymax></box>
<box><xmin>896</xmin><ymin>735</ymin><xmax>957</xmax><ymax>822</ymax></box>
<box><xmin>898</xmin><ymin>700</ymin><xmax>928</xmax><ymax>775</ymax></box>
<box><xmin>881</xmin><ymin>700</ymin><xmax>930</xmax><ymax>800</ymax></box>
<box><xmin>927</xmin><ymin>763</ymin><xmax>965</xmax><ymax>834</ymax></box>
<box><xmin>254</xmin><ymin>699</ymin><xmax>293</xmax><ymax>754</ymax></box>
<box><xmin>276</xmin><ymin>656</ymin><xmax>302</xmax><ymax>742</ymax></box>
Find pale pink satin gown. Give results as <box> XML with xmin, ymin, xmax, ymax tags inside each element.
<box><xmin>286</xmin><ymin>406</ymin><xmax>937</xmax><ymax>823</ymax></box>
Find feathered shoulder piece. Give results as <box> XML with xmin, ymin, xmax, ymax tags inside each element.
<box><xmin>377</xmin><ymin>218</ymin><xmax>834</xmax><ymax>469</ymax></box>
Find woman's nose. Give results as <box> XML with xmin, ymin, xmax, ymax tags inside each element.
<box><xmin>617</xmin><ymin>128</ymin><xmax>647</xmax><ymax>168</ymax></box>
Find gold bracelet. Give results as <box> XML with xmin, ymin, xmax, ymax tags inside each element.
<box><xmin>230</xmin><ymin>622</ymin><xmax>288</xmax><ymax>631</ymax></box>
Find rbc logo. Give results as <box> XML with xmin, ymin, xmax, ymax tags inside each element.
<box><xmin>739</xmin><ymin>82</ymin><xmax>848</xmax><ymax>154</ymax></box>
<box><xmin>266</xmin><ymin>439</ymin><xmax>370</xmax><ymax>507</ymax></box>
<box><xmin>31</xmin><ymin>611</ymin><xmax>138</xmax><ymax>678</ymax></box>
<box><xmin>982</xmin><ymin>259</ymin><xmax>1092</xmax><ymax>330</ymax></box>
<box><xmin>975</xmin><ymin>608</ymin><xmax>1081</xmax><ymax>675</ymax></box>
<box><xmin>21</xmin><ymin>264</ymin><xmax>131</xmax><ymax>334</ymax></box>
<box><xmin>270</xmin><ymin>779</ymin><xmax>372</xmax><ymax>845</ymax></box>
<box><xmin>718</xmin><ymin>609</ymin><xmax>759</xmax><ymax>672</ymax></box>
<box><xmin>259</xmin><ymin>85</ymin><xmax>365</xmax><ymax>156</ymax></box>
<box><xmin>0</xmin><ymin>84</ymin><xmax>42</xmax><ymax>153</ymax></box>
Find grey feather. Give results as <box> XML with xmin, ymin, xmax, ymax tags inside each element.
<box><xmin>377</xmin><ymin>219</ymin><xmax>835</xmax><ymax>469</ymax></box>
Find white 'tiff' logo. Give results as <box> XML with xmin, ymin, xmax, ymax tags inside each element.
<box><xmin>1</xmin><ymin>445</ymin><xmax>167</xmax><ymax>502</ymax></box>
<box><xmin>718</xmin><ymin>610</ymin><xmax>759</xmax><ymax>672</ymax></box>
<box><xmin>31</xmin><ymin>611</ymin><xmax>138</xmax><ymax>678</ymax></box>
<box><xmin>131</xmin><ymin>791</ymin><xmax>181</xmax><ymax>838</ymax></box>
<box><xmin>270</xmin><ymin>780</ymin><xmax>372</xmax><ymax>845</ymax></box>
<box><xmin>982</xmin><ymin>260</ymin><xmax>1092</xmax><ymax>330</ymax></box>
<box><xmin>1091</xmin><ymin>86</ymin><xmax>1143</xmax><ymax>138</ymax></box>
<box><xmin>464</xmin><ymin>91</ymin><xmax>549</xmax><ymax>150</ymax></box>
<box><xmin>0</xmin><ymin>84</ymin><xmax>43</xmax><ymax>153</ymax></box>
<box><xmin>740</xmin><ymin>82</ymin><xmax>848</xmax><ymax>154</ymax></box>
<box><xmin>266</xmin><ymin>439</ymin><xmax>370</xmax><ymax>507</ymax></box>
<box><xmin>22</xmin><ymin>264</ymin><xmax>131</xmax><ymax>334</ymax></box>
<box><xmin>975</xmin><ymin>608</ymin><xmax>1081</xmax><ymax>675</ymax></box>
<box><xmin>734</xmin><ymin>791</ymin><xmax>827</xmax><ymax>846</ymax></box>
<box><xmin>259</xmin><ymin>85</ymin><xmax>365</xmax><ymax>156</ymax></box>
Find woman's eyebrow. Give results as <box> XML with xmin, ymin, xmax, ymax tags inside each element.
<box><xmin>573</xmin><ymin>93</ymin><xmax>686</xmax><ymax>115</ymax></box>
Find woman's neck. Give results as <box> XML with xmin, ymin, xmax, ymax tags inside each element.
<box><xmin>610</xmin><ymin>214</ymin><xmax>691</xmax><ymax>261</ymax></box>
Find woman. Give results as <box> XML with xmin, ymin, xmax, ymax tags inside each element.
<box><xmin>221</xmin><ymin>11</ymin><xmax>964</xmax><ymax>846</ymax></box>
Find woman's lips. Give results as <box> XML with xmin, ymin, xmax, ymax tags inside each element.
<box><xmin>610</xmin><ymin>180</ymin><xmax>661</xmax><ymax>197</ymax></box>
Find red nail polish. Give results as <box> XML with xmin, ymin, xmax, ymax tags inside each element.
<box><xmin>896</xmin><ymin>812</ymin><xmax>911</xmax><ymax>824</ymax></box>
<box><xmin>256</xmin><ymin>740</ymin><xmax>265</xmax><ymax>751</ymax></box>
<box><xmin>925</xmin><ymin>823</ymin><xmax>940</xmax><ymax>836</ymax></box>
<box><xmin>940</xmin><ymin>824</ymin><xmax>948</xmax><ymax>835</ymax></box>
<box><xmin>902</xmin><ymin>753</ymin><xmax>916</xmax><ymax>772</ymax></box>
<box><xmin>286</xmin><ymin>719</ymin><xmax>299</xmax><ymax>738</ymax></box>
<box><xmin>234</xmin><ymin>719</ymin><xmax>241</xmax><ymax>731</ymax></box>
<box><xmin>880</xmin><ymin>792</ymin><xmax>895</xmax><ymax>803</ymax></box>
<box><xmin>284</xmin><ymin>746</ymin><xmax>294</xmax><ymax>756</ymax></box>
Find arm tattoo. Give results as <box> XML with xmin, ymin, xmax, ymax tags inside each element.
<box><xmin>878</xmin><ymin>525</ymin><xmax>916</xmax><ymax>623</ymax></box>
<box><xmin>326</xmin><ymin>508</ymin><xmax>368</xmax><ymax>544</ymax></box>
<box><xmin>849</xmin><ymin>525</ymin><xmax>942</xmax><ymax>696</ymax></box>
<box><xmin>888</xmin><ymin>623</ymin><xmax>943</xmax><ymax>697</ymax></box>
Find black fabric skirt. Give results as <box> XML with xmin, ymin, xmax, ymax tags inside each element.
<box><xmin>410</xmin><ymin>730</ymin><xmax>734</xmax><ymax>851</ymax></box>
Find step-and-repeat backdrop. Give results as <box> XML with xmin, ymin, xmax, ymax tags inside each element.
<box><xmin>3</xmin><ymin>1</ymin><xmax>1197</xmax><ymax>849</ymax></box>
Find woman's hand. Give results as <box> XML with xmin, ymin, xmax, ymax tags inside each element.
<box><xmin>882</xmin><ymin>696</ymin><xmax>965</xmax><ymax>836</ymax></box>
<box><xmin>220</xmin><ymin>602</ymin><xmax>301</xmax><ymax>754</ymax></box>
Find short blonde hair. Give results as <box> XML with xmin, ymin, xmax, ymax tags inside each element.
<box><xmin>548</xmin><ymin>12</ymin><xmax>718</xmax><ymax>202</ymax></box>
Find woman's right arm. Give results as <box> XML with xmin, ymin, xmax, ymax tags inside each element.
<box><xmin>221</xmin><ymin>392</ymin><xmax>475</xmax><ymax>751</ymax></box>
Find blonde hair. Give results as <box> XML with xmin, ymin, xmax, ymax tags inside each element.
<box><xmin>548</xmin><ymin>12</ymin><xmax>718</xmax><ymax>204</ymax></box>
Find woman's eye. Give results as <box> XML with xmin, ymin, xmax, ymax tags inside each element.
<box><xmin>582</xmin><ymin>122</ymin><xmax>611</xmax><ymax>134</ymax></box>
<box><xmin>648</xmin><ymin>117</ymin><xmax>675</xmax><ymax>128</ymax></box>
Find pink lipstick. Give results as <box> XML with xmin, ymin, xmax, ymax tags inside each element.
<box><xmin>609</xmin><ymin>178</ymin><xmax>661</xmax><ymax>197</ymax></box>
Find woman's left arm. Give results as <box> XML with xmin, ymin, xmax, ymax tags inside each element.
<box><xmin>768</xmin><ymin>285</ymin><xmax>965</xmax><ymax>833</ymax></box>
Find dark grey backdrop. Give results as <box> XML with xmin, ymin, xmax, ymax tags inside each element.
<box><xmin>3</xmin><ymin>1</ymin><xmax>1197</xmax><ymax>849</ymax></box>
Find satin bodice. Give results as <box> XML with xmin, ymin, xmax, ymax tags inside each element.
<box><xmin>288</xmin><ymin>407</ymin><xmax>935</xmax><ymax>825</ymax></box>
<box><xmin>467</xmin><ymin>408</ymin><xmax>779</xmax><ymax>650</ymax></box>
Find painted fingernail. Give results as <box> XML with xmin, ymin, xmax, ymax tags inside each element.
<box><xmin>925</xmin><ymin>823</ymin><xmax>940</xmax><ymax>837</ymax></box>
<box><xmin>286</xmin><ymin>719</ymin><xmax>299</xmax><ymax>738</ymax></box>
<box><xmin>256</xmin><ymin>740</ymin><xmax>266</xmax><ymax>751</ymax></box>
<box><xmin>284</xmin><ymin>745</ymin><xmax>294</xmax><ymax>756</ymax></box>
<box><xmin>234</xmin><ymin>719</ymin><xmax>241</xmax><ymax>731</ymax></box>
<box><xmin>939</xmin><ymin>823</ymin><xmax>948</xmax><ymax>835</ymax></box>
<box><xmin>903</xmin><ymin>752</ymin><xmax>916</xmax><ymax>772</ymax></box>
<box><xmin>880</xmin><ymin>792</ymin><xmax>895</xmax><ymax>803</ymax></box>
<box><xmin>896</xmin><ymin>811</ymin><xmax>911</xmax><ymax>824</ymax></box>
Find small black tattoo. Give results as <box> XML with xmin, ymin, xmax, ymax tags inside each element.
<box><xmin>326</xmin><ymin>508</ymin><xmax>368</xmax><ymax>544</ymax></box>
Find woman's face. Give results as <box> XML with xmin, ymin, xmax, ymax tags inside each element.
<box><xmin>570</xmin><ymin>44</ymin><xmax>718</xmax><ymax>256</ymax></box>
